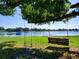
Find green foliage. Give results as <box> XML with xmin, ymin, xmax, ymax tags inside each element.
<box><xmin>0</xmin><ymin>0</ymin><xmax>71</xmax><ymax>24</ymax></box>
<box><xmin>0</xmin><ymin>0</ymin><xmax>16</xmax><ymax>15</ymax></box>
<box><xmin>21</xmin><ymin>0</ymin><xmax>70</xmax><ymax>24</ymax></box>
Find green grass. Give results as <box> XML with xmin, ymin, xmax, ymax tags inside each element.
<box><xmin>69</xmin><ymin>36</ymin><xmax>79</xmax><ymax>47</ymax></box>
<box><xmin>0</xmin><ymin>36</ymin><xmax>79</xmax><ymax>59</ymax></box>
<box><xmin>0</xmin><ymin>36</ymin><xmax>79</xmax><ymax>48</ymax></box>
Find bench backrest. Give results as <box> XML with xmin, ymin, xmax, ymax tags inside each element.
<box><xmin>48</xmin><ymin>37</ymin><xmax>69</xmax><ymax>45</ymax></box>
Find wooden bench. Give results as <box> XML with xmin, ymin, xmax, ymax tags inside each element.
<box><xmin>48</xmin><ymin>37</ymin><xmax>69</xmax><ymax>45</ymax></box>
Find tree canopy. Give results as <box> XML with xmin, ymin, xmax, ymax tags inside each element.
<box><xmin>0</xmin><ymin>0</ymin><xmax>79</xmax><ymax>24</ymax></box>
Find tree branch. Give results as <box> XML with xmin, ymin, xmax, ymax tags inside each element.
<box><xmin>71</xmin><ymin>2</ymin><xmax>79</xmax><ymax>8</ymax></box>
<box><xmin>55</xmin><ymin>11</ymin><xmax>79</xmax><ymax>21</ymax></box>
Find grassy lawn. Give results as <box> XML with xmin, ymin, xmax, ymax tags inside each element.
<box><xmin>0</xmin><ymin>36</ymin><xmax>79</xmax><ymax>48</ymax></box>
<box><xmin>0</xmin><ymin>36</ymin><xmax>79</xmax><ymax>59</ymax></box>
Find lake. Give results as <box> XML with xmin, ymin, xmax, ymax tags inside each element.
<box><xmin>0</xmin><ymin>31</ymin><xmax>79</xmax><ymax>36</ymax></box>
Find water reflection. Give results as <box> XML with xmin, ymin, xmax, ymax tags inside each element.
<box><xmin>0</xmin><ymin>31</ymin><xmax>79</xmax><ymax>37</ymax></box>
<box><xmin>0</xmin><ymin>31</ymin><xmax>5</xmax><ymax>36</ymax></box>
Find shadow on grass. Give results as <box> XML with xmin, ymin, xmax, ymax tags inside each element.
<box><xmin>0</xmin><ymin>41</ymin><xmax>71</xmax><ymax>59</ymax></box>
<box><xmin>0</xmin><ymin>41</ymin><xmax>16</xmax><ymax>49</ymax></box>
<box><xmin>0</xmin><ymin>41</ymin><xmax>16</xmax><ymax>59</ymax></box>
<box><xmin>46</xmin><ymin>46</ymin><xmax>69</xmax><ymax>52</ymax></box>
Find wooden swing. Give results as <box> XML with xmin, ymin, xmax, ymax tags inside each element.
<box><xmin>48</xmin><ymin>22</ymin><xmax>69</xmax><ymax>46</ymax></box>
<box><xmin>48</xmin><ymin>37</ymin><xmax>69</xmax><ymax>45</ymax></box>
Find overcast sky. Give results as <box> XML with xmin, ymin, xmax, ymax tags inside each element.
<box><xmin>0</xmin><ymin>0</ymin><xmax>79</xmax><ymax>29</ymax></box>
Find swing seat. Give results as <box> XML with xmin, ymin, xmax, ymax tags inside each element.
<box><xmin>48</xmin><ymin>37</ymin><xmax>69</xmax><ymax>45</ymax></box>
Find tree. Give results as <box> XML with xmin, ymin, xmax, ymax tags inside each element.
<box><xmin>0</xmin><ymin>27</ymin><xmax>4</xmax><ymax>31</ymax></box>
<box><xmin>0</xmin><ymin>0</ymin><xmax>79</xmax><ymax>24</ymax></box>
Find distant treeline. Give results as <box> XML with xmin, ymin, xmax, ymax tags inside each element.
<box><xmin>0</xmin><ymin>27</ymin><xmax>79</xmax><ymax>32</ymax></box>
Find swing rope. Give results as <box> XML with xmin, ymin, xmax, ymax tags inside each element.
<box><xmin>49</xmin><ymin>24</ymin><xmax>50</xmax><ymax>37</ymax></box>
<box><xmin>31</xmin><ymin>23</ymin><xmax>32</xmax><ymax>48</ymax></box>
<box><xmin>24</xmin><ymin>20</ymin><xmax>26</xmax><ymax>47</ymax></box>
<box><xmin>65</xmin><ymin>20</ymin><xmax>69</xmax><ymax>39</ymax></box>
<box><xmin>67</xmin><ymin>21</ymin><xmax>69</xmax><ymax>38</ymax></box>
<box><xmin>23</xmin><ymin>20</ymin><xmax>33</xmax><ymax>48</ymax></box>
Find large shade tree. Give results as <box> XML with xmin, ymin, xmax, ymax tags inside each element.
<box><xmin>0</xmin><ymin>0</ymin><xmax>79</xmax><ymax>24</ymax></box>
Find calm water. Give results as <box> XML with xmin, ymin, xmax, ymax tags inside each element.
<box><xmin>0</xmin><ymin>31</ymin><xmax>79</xmax><ymax>36</ymax></box>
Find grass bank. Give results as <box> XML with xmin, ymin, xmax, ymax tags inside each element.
<box><xmin>0</xmin><ymin>36</ymin><xmax>79</xmax><ymax>48</ymax></box>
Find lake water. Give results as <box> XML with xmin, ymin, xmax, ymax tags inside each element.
<box><xmin>0</xmin><ymin>31</ymin><xmax>79</xmax><ymax>36</ymax></box>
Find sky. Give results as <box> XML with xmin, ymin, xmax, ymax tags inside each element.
<box><xmin>0</xmin><ymin>0</ymin><xmax>79</xmax><ymax>29</ymax></box>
